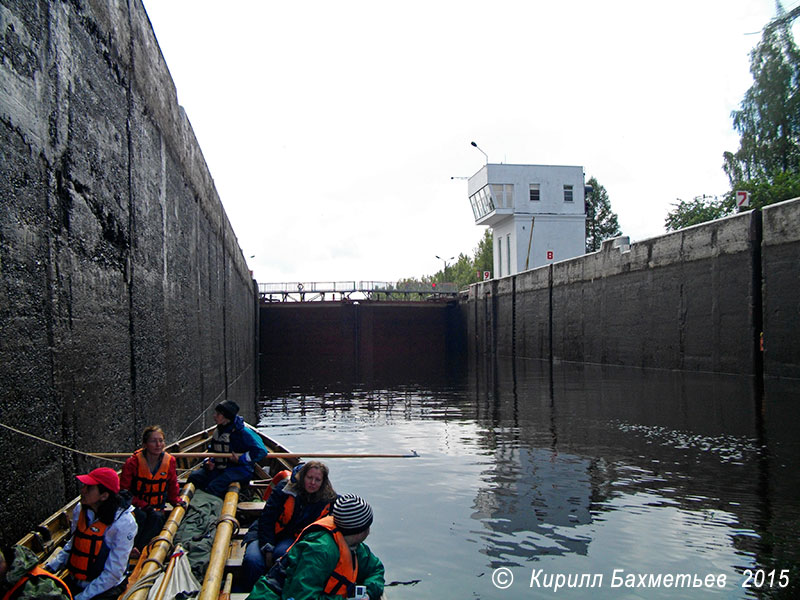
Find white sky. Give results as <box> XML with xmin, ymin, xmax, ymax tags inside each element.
<box><xmin>142</xmin><ymin>0</ymin><xmax>799</xmax><ymax>283</ymax></box>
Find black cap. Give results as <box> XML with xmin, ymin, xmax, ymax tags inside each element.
<box><xmin>215</xmin><ymin>400</ymin><xmax>239</xmax><ymax>420</ymax></box>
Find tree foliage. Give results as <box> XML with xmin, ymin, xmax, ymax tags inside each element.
<box><xmin>584</xmin><ymin>176</ymin><xmax>622</xmax><ymax>252</ymax></box>
<box><xmin>666</xmin><ymin>6</ymin><xmax>800</xmax><ymax>231</ymax></box>
<box><xmin>664</xmin><ymin>195</ymin><xmax>733</xmax><ymax>231</ymax></box>
<box><xmin>473</xmin><ymin>228</ymin><xmax>493</xmax><ymax>275</ymax></box>
<box><xmin>402</xmin><ymin>229</ymin><xmax>493</xmax><ymax>292</ymax></box>
<box><xmin>723</xmin><ymin>14</ymin><xmax>800</xmax><ymax>182</ymax></box>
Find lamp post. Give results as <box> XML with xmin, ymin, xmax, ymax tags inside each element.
<box><xmin>435</xmin><ymin>255</ymin><xmax>454</xmax><ymax>280</ymax></box>
<box><xmin>470</xmin><ymin>141</ymin><xmax>488</xmax><ymax>164</ymax></box>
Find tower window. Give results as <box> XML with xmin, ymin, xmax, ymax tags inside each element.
<box><xmin>563</xmin><ymin>185</ymin><xmax>574</xmax><ymax>202</ymax></box>
<box><xmin>490</xmin><ymin>184</ymin><xmax>514</xmax><ymax>209</ymax></box>
<box><xmin>529</xmin><ymin>184</ymin><xmax>540</xmax><ymax>202</ymax></box>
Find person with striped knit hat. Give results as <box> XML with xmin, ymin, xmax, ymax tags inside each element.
<box><xmin>246</xmin><ymin>494</ymin><xmax>385</xmax><ymax>599</ymax></box>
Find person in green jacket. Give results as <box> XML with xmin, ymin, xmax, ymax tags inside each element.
<box><xmin>247</xmin><ymin>494</ymin><xmax>384</xmax><ymax>600</ymax></box>
<box><xmin>0</xmin><ymin>545</ymin><xmax>72</xmax><ymax>600</ymax></box>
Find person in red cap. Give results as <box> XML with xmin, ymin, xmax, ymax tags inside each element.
<box><xmin>45</xmin><ymin>468</ymin><xmax>137</xmax><ymax>600</ymax></box>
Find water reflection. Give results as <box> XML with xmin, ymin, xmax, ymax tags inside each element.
<box><xmin>474</xmin><ymin>447</ymin><xmax>594</xmax><ymax>565</ymax></box>
<box><xmin>258</xmin><ymin>355</ymin><xmax>800</xmax><ymax>598</ymax></box>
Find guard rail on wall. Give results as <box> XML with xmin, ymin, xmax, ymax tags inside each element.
<box><xmin>257</xmin><ymin>281</ymin><xmax>458</xmax><ymax>302</ymax></box>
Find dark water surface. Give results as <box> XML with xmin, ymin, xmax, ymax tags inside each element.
<box><xmin>256</xmin><ymin>358</ymin><xmax>800</xmax><ymax>599</ymax></box>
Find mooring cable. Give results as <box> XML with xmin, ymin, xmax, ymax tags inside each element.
<box><xmin>0</xmin><ymin>422</ymin><xmax>125</xmax><ymax>464</ymax></box>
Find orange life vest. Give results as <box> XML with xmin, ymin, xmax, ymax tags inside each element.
<box><xmin>275</xmin><ymin>495</ymin><xmax>296</xmax><ymax>535</ymax></box>
<box><xmin>130</xmin><ymin>449</ymin><xmax>172</xmax><ymax>506</ymax></box>
<box><xmin>263</xmin><ymin>470</ymin><xmax>290</xmax><ymax>501</ymax></box>
<box><xmin>275</xmin><ymin>496</ymin><xmax>332</xmax><ymax>537</ymax></box>
<box><xmin>67</xmin><ymin>509</ymin><xmax>109</xmax><ymax>581</ymax></box>
<box><xmin>296</xmin><ymin>515</ymin><xmax>358</xmax><ymax>597</ymax></box>
<box><xmin>1</xmin><ymin>565</ymin><xmax>73</xmax><ymax>600</ymax></box>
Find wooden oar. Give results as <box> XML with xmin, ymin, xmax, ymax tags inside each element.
<box><xmin>219</xmin><ymin>573</ymin><xmax>233</xmax><ymax>600</ymax></box>
<box><xmin>198</xmin><ymin>482</ymin><xmax>240</xmax><ymax>600</ymax></box>
<box><xmin>122</xmin><ymin>483</ymin><xmax>195</xmax><ymax>600</ymax></box>
<box><xmin>151</xmin><ymin>549</ymin><xmax>180</xmax><ymax>600</ymax></box>
<box><xmin>90</xmin><ymin>451</ymin><xmax>420</xmax><ymax>459</ymax></box>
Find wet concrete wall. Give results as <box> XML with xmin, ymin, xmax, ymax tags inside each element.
<box><xmin>467</xmin><ymin>197</ymin><xmax>800</xmax><ymax>379</ymax></box>
<box><xmin>761</xmin><ymin>198</ymin><xmax>800</xmax><ymax>379</ymax></box>
<box><xmin>0</xmin><ymin>0</ymin><xmax>256</xmax><ymax>543</ymax></box>
<box><xmin>260</xmin><ymin>302</ymin><xmax>465</xmax><ymax>386</ymax></box>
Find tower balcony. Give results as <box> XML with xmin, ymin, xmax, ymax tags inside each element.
<box><xmin>469</xmin><ymin>182</ymin><xmax>514</xmax><ymax>226</ymax></box>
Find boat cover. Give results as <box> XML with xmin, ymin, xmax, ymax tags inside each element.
<box><xmin>172</xmin><ymin>489</ymin><xmax>224</xmax><ymax>579</ymax></box>
<box><xmin>146</xmin><ymin>546</ymin><xmax>200</xmax><ymax>600</ymax></box>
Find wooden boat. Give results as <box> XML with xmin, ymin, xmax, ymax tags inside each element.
<box><xmin>15</xmin><ymin>423</ymin><xmax>299</xmax><ymax>600</ymax></box>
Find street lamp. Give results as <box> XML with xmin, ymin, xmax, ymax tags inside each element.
<box><xmin>470</xmin><ymin>141</ymin><xmax>488</xmax><ymax>164</ymax></box>
<box><xmin>435</xmin><ymin>255</ymin><xmax>455</xmax><ymax>279</ymax></box>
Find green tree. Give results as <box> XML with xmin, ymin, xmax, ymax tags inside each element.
<box><xmin>723</xmin><ymin>6</ymin><xmax>800</xmax><ymax>182</ymax></box>
<box><xmin>409</xmin><ymin>229</ymin><xmax>494</xmax><ymax>291</ymax></box>
<box><xmin>444</xmin><ymin>253</ymin><xmax>475</xmax><ymax>287</ymax></box>
<box><xmin>664</xmin><ymin>195</ymin><xmax>732</xmax><ymax>231</ymax></box>
<box><xmin>473</xmin><ymin>228</ymin><xmax>493</xmax><ymax>276</ymax></box>
<box><xmin>584</xmin><ymin>176</ymin><xmax>622</xmax><ymax>251</ymax></box>
<box><xmin>666</xmin><ymin>4</ymin><xmax>800</xmax><ymax>231</ymax></box>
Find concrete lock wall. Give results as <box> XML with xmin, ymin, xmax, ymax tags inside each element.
<box><xmin>762</xmin><ymin>198</ymin><xmax>800</xmax><ymax>379</ymax></box>
<box><xmin>0</xmin><ymin>0</ymin><xmax>256</xmax><ymax>542</ymax></box>
<box><xmin>467</xmin><ymin>198</ymin><xmax>800</xmax><ymax>379</ymax></box>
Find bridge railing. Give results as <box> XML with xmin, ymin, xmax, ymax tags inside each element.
<box><xmin>259</xmin><ymin>282</ymin><xmax>357</xmax><ymax>294</ymax></box>
<box><xmin>257</xmin><ymin>280</ymin><xmax>458</xmax><ymax>301</ymax></box>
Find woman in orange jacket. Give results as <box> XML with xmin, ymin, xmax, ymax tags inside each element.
<box><xmin>120</xmin><ymin>425</ymin><xmax>185</xmax><ymax>553</ymax></box>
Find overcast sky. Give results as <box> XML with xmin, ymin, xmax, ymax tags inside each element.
<box><xmin>142</xmin><ymin>1</ymin><xmax>798</xmax><ymax>284</ymax></box>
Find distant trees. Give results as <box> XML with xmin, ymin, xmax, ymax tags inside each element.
<box><xmin>664</xmin><ymin>194</ymin><xmax>731</xmax><ymax>231</ymax></box>
<box><xmin>666</xmin><ymin>6</ymin><xmax>800</xmax><ymax>230</ymax></box>
<box><xmin>431</xmin><ymin>229</ymin><xmax>493</xmax><ymax>289</ymax></box>
<box><xmin>473</xmin><ymin>228</ymin><xmax>493</xmax><ymax>276</ymax></box>
<box><xmin>401</xmin><ymin>229</ymin><xmax>493</xmax><ymax>292</ymax></box>
<box><xmin>584</xmin><ymin>176</ymin><xmax>622</xmax><ymax>252</ymax></box>
<box><xmin>439</xmin><ymin>253</ymin><xmax>473</xmax><ymax>286</ymax></box>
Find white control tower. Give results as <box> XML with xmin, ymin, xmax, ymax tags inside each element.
<box><xmin>468</xmin><ymin>163</ymin><xmax>587</xmax><ymax>278</ymax></box>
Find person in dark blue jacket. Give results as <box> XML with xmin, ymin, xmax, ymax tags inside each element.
<box><xmin>188</xmin><ymin>400</ymin><xmax>268</xmax><ymax>498</ymax></box>
<box><xmin>239</xmin><ymin>462</ymin><xmax>337</xmax><ymax>592</ymax></box>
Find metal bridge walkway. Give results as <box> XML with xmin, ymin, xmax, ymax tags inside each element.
<box><xmin>258</xmin><ymin>281</ymin><xmax>458</xmax><ymax>303</ymax></box>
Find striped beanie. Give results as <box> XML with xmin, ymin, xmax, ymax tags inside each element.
<box><xmin>333</xmin><ymin>494</ymin><xmax>374</xmax><ymax>535</ymax></box>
